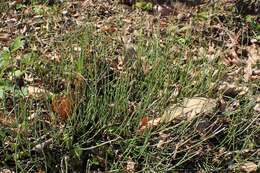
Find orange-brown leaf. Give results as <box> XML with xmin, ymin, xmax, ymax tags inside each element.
<box><xmin>140</xmin><ymin>116</ymin><xmax>149</xmax><ymax>128</ymax></box>
<box><xmin>52</xmin><ymin>96</ymin><xmax>72</xmax><ymax>120</ymax></box>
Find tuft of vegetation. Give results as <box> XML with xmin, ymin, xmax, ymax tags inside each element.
<box><xmin>0</xmin><ymin>0</ymin><xmax>259</xmax><ymax>172</ymax></box>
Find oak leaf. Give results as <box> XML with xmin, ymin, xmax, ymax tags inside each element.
<box><xmin>52</xmin><ymin>96</ymin><xmax>72</xmax><ymax>120</ymax></box>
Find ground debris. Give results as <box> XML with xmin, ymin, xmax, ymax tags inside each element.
<box><xmin>162</xmin><ymin>97</ymin><xmax>217</xmax><ymax>122</ymax></box>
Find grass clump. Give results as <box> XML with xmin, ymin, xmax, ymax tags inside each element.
<box><xmin>0</xmin><ymin>0</ymin><xmax>259</xmax><ymax>172</ymax></box>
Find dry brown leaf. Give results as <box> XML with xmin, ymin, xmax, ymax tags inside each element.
<box><xmin>244</xmin><ymin>44</ymin><xmax>260</xmax><ymax>81</ymax></box>
<box><xmin>0</xmin><ymin>112</ymin><xmax>16</xmax><ymax>126</ymax></box>
<box><xmin>0</xmin><ymin>169</ymin><xmax>15</xmax><ymax>173</ymax></box>
<box><xmin>101</xmin><ymin>25</ymin><xmax>117</xmax><ymax>33</ymax></box>
<box><xmin>156</xmin><ymin>132</ymin><xmax>169</xmax><ymax>149</ymax></box>
<box><xmin>52</xmin><ymin>96</ymin><xmax>72</xmax><ymax>120</ymax></box>
<box><xmin>138</xmin><ymin>97</ymin><xmax>216</xmax><ymax>131</ymax></box>
<box><xmin>224</xmin><ymin>48</ymin><xmax>241</xmax><ymax>66</ymax></box>
<box><xmin>153</xmin><ymin>4</ymin><xmax>173</xmax><ymax>16</ymax></box>
<box><xmin>32</xmin><ymin>138</ymin><xmax>53</xmax><ymax>152</ymax></box>
<box><xmin>24</xmin><ymin>74</ymin><xmax>34</xmax><ymax>82</ymax></box>
<box><xmin>160</xmin><ymin>19</ymin><xmax>168</xmax><ymax>28</ymax></box>
<box><xmin>219</xmin><ymin>82</ymin><xmax>249</xmax><ymax>97</ymax></box>
<box><xmin>23</xmin><ymin>7</ymin><xmax>33</xmax><ymax>16</ymax></box>
<box><xmin>15</xmin><ymin>0</ymin><xmax>23</xmax><ymax>4</ymax></box>
<box><xmin>73</xmin><ymin>73</ymin><xmax>86</xmax><ymax>90</ymax></box>
<box><xmin>36</xmin><ymin>169</ymin><xmax>45</xmax><ymax>173</ymax></box>
<box><xmin>146</xmin><ymin>118</ymin><xmax>161</xmax><ymax>127</ymax></box>
<box><xmin>0</xmin><ymin>33</ymin><xmax>10</xmax><ymax>42</ymax></box>
<box><xmin>161</xmin><ymin>97</ymin><xmax>216</xmax><ymax>123</ymax></box>
<box><xmin>139</xmin><ymin>117</ymin><xmax>161</xmax><ymax>132</ymax></box>
<box><xmin>28</xmin><ymin>112</ymin><xmax>37</xmax><ymax>121</ymax></box>
<box><xmin>126</xmin><ymin>157</ymin><xmax>135</xmax><ymax>173</ymax></box>
<box><xmin>240</xmin><ymin>161</ymin><xmax>258</xmax><ymax>173</ymax></box>
<box><xmin>139</xmin><ymin>116</ymin><xmax>148</xmax><ymax>128</ymax></box>
<box><xmin>28</xmin><ymin>86</ymin><xmax>52</xmax><ymax>98</ymax></box>
<box><xmin>254</xmin><ymin>96</ymin><xmax>260</xmax><ymax>112</ymax></box>
<box><xmin>141</xmin><ymin>56</ymin><xmax>151</xmax><ymax>75</ymax></box>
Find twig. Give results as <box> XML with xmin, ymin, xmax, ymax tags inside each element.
<box><xmin>80</xmin><ymin>137</ymin><xmax>120</xmax><ymax>151</ymax></box>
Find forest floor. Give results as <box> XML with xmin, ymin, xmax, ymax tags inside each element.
<box><xmin>0</xmin><ymin>0</ymin><xmax>259</xmax><ymax>172</ymax></box>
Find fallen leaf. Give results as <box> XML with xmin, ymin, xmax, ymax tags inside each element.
<box><xmin>24</xmin><ymin>73</ymin><xmax>34</xmax><ymax>82</ymax></box>
<box><xmin>138</xmin><ymin>97</ymin><xmax>216</xmax><ymax>131</ymax></box>
<box><xmin>160</xmin><ymin>19</ymin><xmax>168</xmax><ymax>28</ymax></box>
<box><xmin>240</xmin><ymin>161</ymin><xmax>258</xmax><ymax>173</ymax></box>
<box><xmin>52</xmin><ymin>96</ymin><xmax>72</xmax><ymax>120</ymax></box>
<box><xmin>156</xmin><ymin>132</ymin><xmax>169</xmax><ymax>149</ymax></box>
<box><xmin>0</xmin><ymin>168</ymin><xmax>15</xmax><ymax>173</ymax></box>
<box><xmin>219</xmin><ymin>82</ymin><xmax>249</xmax><ymax>97</ymax></box>
<box><xmin>28</xmin><ymin>112</ymin><xmax>38</xmax><ymax>121</ymax></box>
<box><xmin>23</xmin><ymin>7</ymin><xmax>33</xmax><ymax>16</ymax></box>
<box><xmin>153</xmin><ymin>5</ymin><xmax>173</xmax><ymax>16</ymax></box>
<box><xmin>0</xmin><ymin>33</ymin><xmax>10</xmax><ymax>42</ymax></box>
<box><xmin>141</xmin><ymin>56</ymin><xmax>151</xmax><ymax>75</ymax></box>
<box><xmin>254</xmin><ymin>96</ymin><xmax>260</xmax><ymax>112</ymax></box>
<box><xmin>28</xmin><ymin>86</ymin><xmax>52</xmax><ymax>98</ymax></box>
<box><xmin>139</xmin><ymin>117</ymin><xmax>161</xmax><ymax>131</ymax></box>
<box><xmin>0</xmin><ymin>112</ymin><xmax>16</xmax><ymax>126</ymax></box>
<box><xmin>126</xmin><ymin>157</ymin><xmax>135</xmax><ymax>173</ymax></box>
<box><xmin>73</xmin><ymin>46</ymin><xmax>81</xmax><ymax>52</ymax></box>
<box><xmin>224</xmin><ymin>48</ymin><xmax>241</xmax><ymax>66</ymax></box>
<box><xmin>162</xmin><ymin>97</ymin><xmax>217</xmax><ymax>123</ymax></box>
<box><xmin>36</xmin><ymin>169</ymin><xmax>45</xmax><ymax>173</ymax></box>
<box><xmin>101</xmin><ymin>25</ymin><xmax>117</xmax><ymax>33</ymax></box>
<box><xmin>139</xmin><ymin>116</ymin><xmax>148</xmax><ymax>129</ymax></box>
<box><xmin>15</xmin><ymin>0</ymin><xmax>23</xmax><ymax>4</ymax></box>
<box><xmin>244</xmin><ymin>44</ymin><xmax>260</xmax><ymax>81</ymax></box>
<box><xmin>32</xmin><ymin>138</ymin><xmax>53</xmax><ymax>152</ymax></box>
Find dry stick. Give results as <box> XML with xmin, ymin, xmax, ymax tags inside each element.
<box><xmin>221</xmin><ymin>148</ymin><xmax>260</xmax><ymax>158</ymax></box>
<box><xmin>80</xmin><ymin>136</ymin><xmax>121</xmax><ymax>151</ymax></box>
<box><xmin>61</xmin><ymin>155</ymin><xmax>69</xmax><ymax>173</ymax></box>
